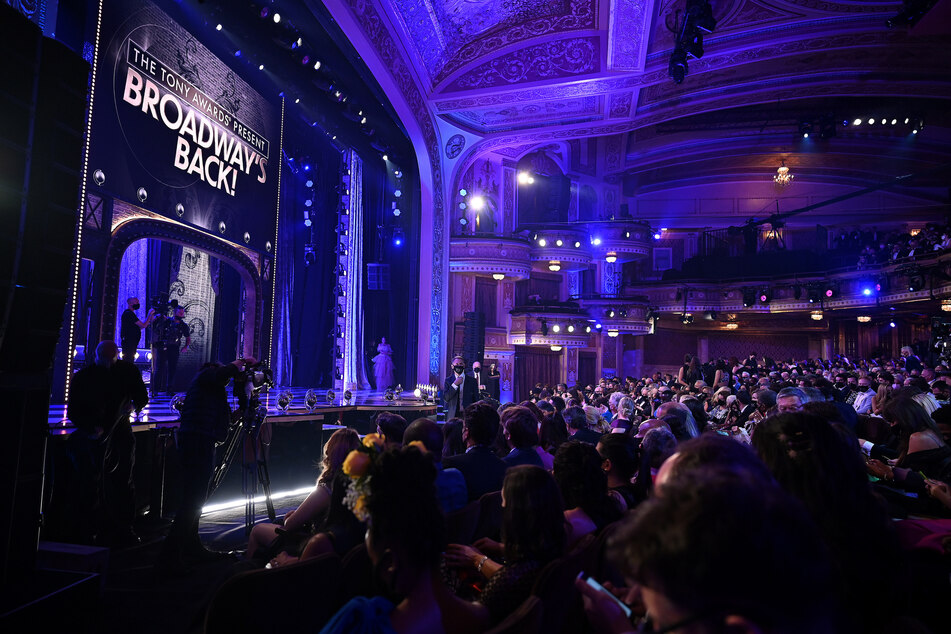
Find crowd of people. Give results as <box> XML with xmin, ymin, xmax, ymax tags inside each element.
<box><xmin>220</xmin><ymin>346</ymin><xmax>951</xmax><ymax>633</ymax></box>
<box><xmin>827</xmin><ymin>222</ymin><xmax>951</xmax><ymax>269</ymax></box>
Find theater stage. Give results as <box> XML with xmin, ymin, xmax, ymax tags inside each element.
<box><xmin>48</xmin><ymin>387</ymin><xmax>439</xmax><ymax>434</ymax></box>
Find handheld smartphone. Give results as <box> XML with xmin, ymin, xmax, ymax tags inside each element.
<box><xmin>584</xmin><ymin>576</ymin><xmax>632</xmax><ymax>617</ymax></box>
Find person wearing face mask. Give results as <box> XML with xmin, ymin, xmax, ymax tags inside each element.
<box><xmin>852</xmin><ymin>377</ymin><xmax>875</xmax><ymax>414</ymax></box>
<box><xmin>119</xmin><ymin>297</ymin><xmax>156</xmax><ymax>363</ymax></box>
<box><xmin>443</xmin><ymin>355</ymin><xmax>478</xmax><ymax>420</ymax></box>
<box><xmin>151</xmin><ymin>305</ymin><xmax>192</xmax><ymax>395</ymax></box>
<box><xmin>472</xmin><ymin>360</ymin><xmax>487</xmax><ymax>399</ymax></box>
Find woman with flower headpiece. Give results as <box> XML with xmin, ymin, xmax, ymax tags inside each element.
<box><xmin>320</xmin><ymin>444</ymin><xmax>489</xmax><ymax>634</ymax></box>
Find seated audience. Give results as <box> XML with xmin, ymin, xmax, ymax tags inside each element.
<box><xmin>500</xmin><ymin>405</ymin><xmax>545</xmax><ymax>468</ymax></box>
<box><xmin>553</xmin><ymin>440</ymin><xmax>622</xmax><ymax>547</ymax></box>
<box><xmin>441</xmin><ymin>417</ymin><xmax>466</xmax><ymax>459</ymax></box>
<box><xmin>443</xmin><ymin>402</ymin><xmax>507</xmax><ymax>501</ymax></box>
<box><xmin>404</xmin><ymin>418</ymin><xmax>467</xmax><ymax>513</ymax></box>
<box><xmin>320</xmin><ymin>446</ymin><xmax>489</xmax><ymax>634</ymax></box>
<box><xmin>565</xmin><ymin>405</ymin><xmax>602</xmax><ymax>445</ymax></box>
<box><xmin>375</xmin><ymin>411</ymin><xmax>408</xmax><ymax>449</ymax></box>
<box><xmin>597</xmin><ymin>433</ymin><xmax>641</xmax><ymax>511</ymax></box>
<box><xmin>445</xmin><ymin>465</ymin><xmax>565</xmax><ymax>624</ymax></box>
<box><xmin>246</xmin><ymin>427</ymin><xmax>359</xmax><ymax>561</ymax></box>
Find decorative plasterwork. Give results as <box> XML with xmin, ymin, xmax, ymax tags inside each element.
<box><xmin>448</xmin><ymin>96</ymin><xmax>603</xmax><ymax>133</ymax></box>
<box><xmin>449</xmin><ymin>237</ymin><xmax>533</xmax><ymax>279</ymax></box>
<box><xmin>608</xmin><ymin>0</ymin><xmax>652</xmax><ymax>71</ymax></box>
<box><xmin>442</xmin><ymin>36</ymin><xmax>602</xmax><ymax>92</ymax></box>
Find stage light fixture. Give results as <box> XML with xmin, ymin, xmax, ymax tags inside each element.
<box><xmin>592</xmin><ymin>237</ymin><xmax>602</xmax><ymax>246</ymax></box>
<box><xmin>889</xmin><ymin>321</ymin><xmax>897</xmax><ymax>328</ymax></box>
<box><xmin>234</xmin><ymin>50</ymin><xmax>241</xmax><ymax>57</ymax></box>
<box><xmin>538</xmin><ymin>238</ymin><xmax>547</xmax><ymax>247</ymax></box>
<box><xmin>469</xmin><ymin>195</ymin><xmax>486</xmax><ymax>211</ymax></box>
<box><xmin>294</xmin><ymin>98</ymin><xmax>300</xmax><ymax>104</ymax></box>
<box><xmin>393</xmin><ymin>227</ymin><xmax>404</xmax><ymax>246</ymax></box>
<box><xmin>825</xmin><ymin>287</ymin><xmax>835</xmax><ymax>298</ymax></box>
<box><xmin>586</xmin><ymin>326</ymin><xmax>592</xmax><ymax>333</ymax></box>
<box><xmin>93</xmin><ymin>169</ymin><xmax>105</xmax><ymax>185</ymax></box>
<box><xmin>867</xmin><ymin>118</ymin><xmax>874</xmax><ymax>125</ymax></box>
<box><xmin>608</xmin><ymin>329</ymin><xmax>621</xmax><ymax>337</ymax></box>
<box><xmin>853</xmin><ymin>118</ymin><xmax>862</xmax><ymax>126</ymax></box>
<box><xmin>668</xmin><ymin>46</ymin><xmax>687</xmax><ymax>84</ymax></box>
<box><xmin>382</xmin><ymin>154</ymin><xmax>389</xmax><ymax>162</ymax></box>
<box><xmin>314</xmin><ymin>60</ymin><xmax>321</xmax><ymax>70</ymax></box>
<box><xmin>392</xmin><ymin>208</ymin><xmax>401</xmax><ymax>217</ymax></box>
<box><xmin>459</xmin><ymin>188</ymin><xmax>467</xmax><ymax>196</ymax></box>
<box><xmin>259</xmin><ymin>64</ymin><xmax>265</xmax><ymax>70</ymax></box>
<box><xmin>552</xmin><ymin>324</ymin><xmax>561</xmax><ymax>333</ymax></box>
<box><xmin>574</xmin><ymin>241</ymin><xmax>581</xmax><ymax>248</ymax></box>
<box><xmin>260</xmin><ymin>7</ymin><xmax>269</xmax><ymax>18</ymax></box>
<box><xmin>273</xmin><ymin>13</ymin><xmax>281</xmax><ymax>23</ymax></box>
<box><xmin>395</xmin><ymin>170</ymin><xmax>402</xmax><ymax>178</ymax></box>
<box><xmin>137</xmin><ymin>187</ymin><xmax>148</xmax><ymax>202</ymax></box>
<box><xmin>555</xmin><ymin>239</ymin><xmax>563</xmax><ymax>247</ymax></box>
<box><xmin>759</xmin><ymin>288</ymin><xmax>771</xmax><ymax>304</ymax></box>
<box><xmin>653</xmin><ymin>232</ymin><xmax>662</xmax><ymax>240</ymax></box>
<box><xmin>216</xmin><ymin>23</ymin><xmax>222</xmax><ymax>31</ymax></box>
<box><xmin>394</xmin><ymin>189</ymin><xmax>401</xmax><ymax>197</ymax></box>
<box><xmin>606</xmin><ymin>252</ymin><xmax>618</xmax><ymax>263</ymax></box>
<box><xmin>567</xmin><ymin>325</ymin><xmax>575</xmax><ymax>332</ymax></box>
<box><xmin>304</xmin><ymin>199</ymin><xmax>312</xmax><ymax>207</ymax></box>
<box><xmin>742</xmin><ymin>288</ymin><xmax>756</xmax><ymax>307</ymax></box>
<box><xmin>459</xmin><ymin>203</ymin><xmax>467</xmax><ymax>210</ymax></box>
<box><xmin>305</xmin><ymin>179</ymin><xmax>314</xmax><ymax>188</ymax></box>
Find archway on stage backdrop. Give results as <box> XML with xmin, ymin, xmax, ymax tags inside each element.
<box><xmin>101</xmin><ymin>218</ymin><xmax>265</xmax><ymax>370</ymax></box>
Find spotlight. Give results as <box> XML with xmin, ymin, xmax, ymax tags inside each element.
<box><xmin>552</xmin><ymin>324</ymin><xmax>561</xmax><ymax>333</ymax></box>
<box><xmin>469</xmin><ymin>195</ymin><xmax>486</xmax><ymax>211</ymax></box>
<box><xmin>574</xmin><ymin>241</ymin><xmax>581</xmax><ymax>248</ymax></box>
<box><xmin>592</xmin><ymin>237</ymin><xmax>602</xmax><ymax>246</ymax></box>
<box><xmin>293</xmin><ymin>38</ymin><xmax>301</xmax><ymax>49</ymax></box>
<box><xmin>393</xmin><ymin>227</ymin><xmax>404</xmax><ymax>247</ymax></box>
<box><xmin>93</xmin><ymin>169</ymin><xmax>105</xmax><ymax>185</ymax></box>
<box><xmin>304</xmin><ymin>199</ymin><xmax>312</xmax><ymax>207</ymax></box>
<box><xmin>137</xmin><ymin>187</ymin><xmax>148</xmax><ymax>202</ymax></box>
<box><xmin>459</xmin><ymin>188</ymin><xmax>467</xmax><ymax>196</ymax></box>
<box><xmin>862</xmin><ymin>287</ymin><xmax>872</xmax><ymax>296</ymax></box>
<box><xmin>394</xmin><ymin>190</ymin><xmax>401</xmax><ymax>197</ymax></box>
<box><xmin>668</xmin><ymin>47</ymin><xmax>687</xmax><ymax>84</ymax></box>
<box><xmin>314</xmin><ymin>60</ymin><xmax>321</xmax><ymax>70</ymax></box>
<box><xmin>538</xmin><ymin>238</ymin><xmax>547</xmax><ymax>247</ymax></box>
<box><xmin>259</xmin><ymin>64</ymin><xmax>265</xmax><ymax>70</ymax></box>
<box><xmin>216</xmin><ymin>23</ymin><xmax>222</xmax><ymax>31</ymax></box>
<box><xmin>567</xmin><ymin>325</ymin><xmax>575</xmax><ymax>332</ymax></box>
<box><xmin>555</xmin><ymin>239</ymin><xmax>563</xmax><ymax>247</ymax></box>
<box><xmin>889</xmin><ymin>321</ymin><xmax>897</xmax><ymax>328</ymax></box>
<box><xmin>273</xmin><ymin>13</ymin><xmax>281</xmax><ymax>23</ymax></box>
<box><xmin>235</xmin><ymin>50</ymin><xmax>241</xmax><ymax>57</ymax></box>
<box><xmin>825</xmin><ymin>287</ymin><xmax>835</xmax><ymax>298</ymax></box>
<box><xmin>653</xmin><ymin>232</ymin><xmax>662</xmax><ymax>240</ymax></box>
<box><xmin>517</xmin><ymin>171</ymin><xmax>533</xmax><ymax>185</ymax></box>
<box><xmin>867</xmin><ymin>118</ymin><xmax>874</xmax><ymax>125</ymax></box>
<box><xmin>395</xmin><ymin>170</ymin><xmax>402</xmax><ymax>178</ymax></box>
<box><xmin>759</xmin><ymin>288</ymin><xmax>771</xmax><ymax>304</ymax></box>
<box><xmin>459</xmin><ymin>217</ymin><xmax>468</xmax><ymax>226</ymax></box>
<box><xmin>799</xmin><ymin>121</ymin><xmax>812</xmax><ymax>138</ymax></box>
<box><xmin>392</xmin><ymin>208</ymin><xmax>401</xmax><ymax>217</ymax></box>
<box><xmin>304</xmin><ymin>218</ymin><xmax>312</xmax><ymax>227</ymax></box>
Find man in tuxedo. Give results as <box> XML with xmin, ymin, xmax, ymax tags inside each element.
<box><xmin>444</xmin><ymin>401</ymin><xmax>507</xmax><ymax>501</ymax></box>
<box><xmin>443</xmin><ymin>354</ymin><xmax>478</xmax><ymax>420</ymax></box>
<box><xmin>485</xmin><ymin>363</ymin><xmax>501</xmax><ymax>402</ymax></box>
<box><xmin>472</xmin><ymin>360</ymin><xmax>486</xmax><ymax>400</ymax></box>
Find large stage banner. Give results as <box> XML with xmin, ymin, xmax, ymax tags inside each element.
<box><xmin>89</xmin><ymin>0</ymin><xmax>280</xmax><ymax>255</ymax></box>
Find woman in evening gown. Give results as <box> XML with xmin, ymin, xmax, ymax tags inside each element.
<box><xmin>373</xmin><ymin>336</ymin><xmax>396</xmax><ymax>390</ymax></box>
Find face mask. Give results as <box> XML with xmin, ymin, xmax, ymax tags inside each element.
<box><xmin>132</xmin><ymin>303</ymin><xmax>140</xmax><ymax>310</ymax></box>
<box><xmin>473</xmin><ymin>367</ymin><xmax>481</xmax><ymax>373</ymax></box>
<box><xmin>453</xmin><ymin>366</ymin><xmax>464</xmax><ymax>375</ymax></box>
<box><xmin>835</xmin><ymin>381</ymin><xmax>844</xmax><ymax>387</ymax></box>
<box><xmin>857</xmin><ymin>385</ymin><xmax>869</xmax><ymax>392</ymax></box>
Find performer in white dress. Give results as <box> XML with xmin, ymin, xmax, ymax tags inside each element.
<box><xmin>372</xmin><ymin>337</ymin><xmax>396</xmax><ymax>390</ymax></box>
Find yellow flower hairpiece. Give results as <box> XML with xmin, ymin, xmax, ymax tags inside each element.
<box><xmin>407</xmin><ymin>440</ymin><xmax>429</xmax><ymax>454</ymax></box>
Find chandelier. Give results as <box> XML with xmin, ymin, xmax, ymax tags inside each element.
<box><xmin>774</xmin><ymin>160</ymin><xmax>794</xmax><ymax>187</ymax></box>
<box><xmin>810</xmin><ymin>310</ymin><xmax>823</xmax><ymax>321</ymax></box>
<box><xmin>725</xmin><ymin>323</ymin><xmax>739</xmax><ymax>330</ymax></box>
<box><xmin>942</xmin><ymin>299</ymin><xmax>951</xmax><ymax>312</ymax></box>
<box><xmin>548</xmin><ymin>260</ymin><xmax>561</xmax><ymax>272</ymax></box>
<box><xmin>857</xmin><ymin>315</ymin><xmax>871</xmax><ymax>323</ymax></box>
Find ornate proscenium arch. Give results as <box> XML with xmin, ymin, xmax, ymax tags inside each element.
<box><xmin>100</xmin><ymin>218</ymin><xmax>264</xmax><ymax>358</ymax></box>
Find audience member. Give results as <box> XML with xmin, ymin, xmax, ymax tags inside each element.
<box><xmin>404</xmin><ymin>418</ymin><xmax>468</xmax><ymax>512</ymax></box>
<box><xmin>443</xmin><ymin>402</ymin><xmax>507</xmax><ymax>501</ymax></box>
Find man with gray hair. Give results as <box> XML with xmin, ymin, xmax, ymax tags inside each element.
<box><xmin>776</xmin><ymin>386</ymin><xmax>806</xmax><ymax>415</ymax></box>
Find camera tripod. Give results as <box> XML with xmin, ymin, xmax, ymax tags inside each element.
<box><xmin>209</xmin><ymin>386</ymin><xmax>276</xmax><ymax>534</ymax></box>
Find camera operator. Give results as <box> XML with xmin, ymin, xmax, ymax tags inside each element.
<box><xmin>157</xmin><ymin>355</ymin><xmax>256</xmax><ymax>574</ymax></box>
<box><xmin>151</xmin><ymin>305</ymin><xmax>191</xmax><ymax>396</ymax></box>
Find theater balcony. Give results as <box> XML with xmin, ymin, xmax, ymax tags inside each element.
<box><xmin>570</xmin><ymin>294</ymin><xmax>653</xmax><ymax>337</ymax></box>
<box><xmin>449</xmin><ymin>236</ymin><xmax>532</xmax><ymax>280</ymax></box>
<box><xmin>626</xmin><ymin>250</ymin><xmax>951</xmax><ymax>324</ymax></box>
<box><xmin>524</xmin><ymin>229</ymin><xmax>592</xmax><ymax>272</ymax></box>
<box><xmin>508</xmin><ymin>304</ymin><xmax>594</xmax><ymax>349</ymax></box>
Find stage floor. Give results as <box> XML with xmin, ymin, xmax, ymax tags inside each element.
<box><xmin>48</xmin><ymin>387</ymin><xmax>438</xmax><ymax>433</ymax></box>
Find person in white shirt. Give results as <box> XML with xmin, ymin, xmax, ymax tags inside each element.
<box><xmin>852</xmin><ymin>377</ymin><xmax>875</xmax><ymax>414</ymax></box>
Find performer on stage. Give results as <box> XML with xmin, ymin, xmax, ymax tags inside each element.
<box><xmin>486</xmin><ymin>362</ymin><xmax>501</xmax><ymax>402</ymax></box>
<box><xmin>152</xmin><ymin>305</ymin><xmax>191</xmax><ymax>395</ymax></box>
<box><xmin>443</xmin><ymin>354</ymin><xmax>478</xmax><ymax>420</ymax></box>
<box><xmin>119</xmin><ymin>297</ymin><xmax>155</xmax><ymax>362</ymax></box>
<box><xmin>372</xmin><ymin>336</ymin><xmax>396</xmax><ymax>390</ymax></box>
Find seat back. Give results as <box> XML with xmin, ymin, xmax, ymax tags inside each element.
<box><xmin>204</xmin><ymin>552</ymin><xmax>342</xmax><ymax>634</ymax></box>
<box><xmin>485</xmin><ymin>596</ymin><xmax>544</xmax><ymax>634</ymax></box>
<box><xmin>531</xmin><ymin>534</ymin><xmax>596</xmax><ymax>634</ymax></box>
<box><xmin>445</xmin><ymin>499</ymin><xmax>480</xmax><ymax>545</ymax></box>
<box><xmin>473</xmin><ymin>490</ymin><xmax>503</xmax><ymax>542</ymax></box>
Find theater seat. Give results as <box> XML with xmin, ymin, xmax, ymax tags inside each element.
<box><xmin>485</xmin><ymin>596</ymin><xmax>543</xmax><ymax>634</ymax></box>
<box><xmin>472</xmin><ymin>490</ymin><xmax>503</xmax><ymax>542</ymax></box>
<box><xmin>445</xmin><ymin>499</ymin><xmax>480</xmax><ymax>545</ymax></box>
<box><xmin>204</xmin><ymin>552</ymin><xmax>341</xmax><ymax>633</ymax></box>
<box><xmin>531</xmin><ymin>534</ymin><xmax>596</xmax><ymax>634</ymax></box>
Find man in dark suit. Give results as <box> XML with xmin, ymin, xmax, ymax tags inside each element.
<box><xmin>564</xmin><ymin>405</ymin><xmax>603</xmax><ymax>445</ymax></box>
<box><xmin>444</xmin><ymin>401</ymin><xmax>507</xmax><ymax>501</ymax></box>
<box><xmin>500</xmin><ymin>406</ymin><xmax>544</xmax><ymax>468</ymax></box>
<box><xmin>443</xmin><ymin>354</ymin><xmax>478</xmax><ymax>420</ymax></box>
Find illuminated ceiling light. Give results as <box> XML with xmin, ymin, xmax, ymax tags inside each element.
<box><xmin>294</xmin><ymin>98</ymin><xmax>300</xmax><ymax>104</ymax></box>
<box><xmin>273</xmin><ymin>13</ymin><xmax>281</xmax><ymax>23</ymax></box>
<box><xmin>607</xmin><ymin>329</ymin><xmax>620</xmax><ymax>338</ymax></box>
<box><xmin>810</xmin><ymin>311</ymin><xmax>824</xmax><ymax>321</ymax></box>
<box><xmin>653</xmin><ymin>232</ymin><xmax>662</xmax><ymax>240</ymax></box>
<box><xmin>942</xmin><ymin>299</ymin><xmax>951</xmax><ymax>312</ymax></box>
<box><xmin>492</xmin><ymin>273</ymin><xmax>505</xmax><ymax>281</ymax></box>
<box><xmin>889</xmin><ymin>321</ymin><xmax>897</xmax><ymax>328</ymax></box>
<box><xmin>608</xmin><ymin>310</ymin><xmax>616</xmax><ymax>318</ymax></box>
<box><xmin>550</xmin><ymin>345</ymin><xmax>563</xmax><ymax>352</ymax></box>
<box><xmin>592</xmin><ymin>237</ymin><xmax>602</xmax><ymax>246</ymax></box>
<box><xmin>857</xmin><ymin>315</ymin><xmax>872</xmax><ymax>322</ymax></box>
<box><xmin>382</xmin><ymin>154</ymin><xmax>388</xmax><ymax>161</ymax></box>
<box><xmin>585</xmin><ymin>326</ymin><xmax>592</xmax><ymax>333</ymax></box>
<box><xmin>360</xmin><ymin>117</ymin><xmax>367</xmax><ymax>124</ymax></box>
<box><xmin>555</xmin><ymin>239</ymin><xmax>563</xmax><ymax>247</ymax></box>
<box><xmin>394</xmin><ymin>189</ymin><xmax>401</xmax><ymax>197</ymax></box>
<box><xmin>538</xmin><ymin>238</ymin><xmax>547</xmax><ymax>247</ymax></box>
<box><xmin>574</xmin><ymin>241</ymin><xmax>581</xmax><ymax>248</ymax></box>
<box><xmin>548</xmin><ymin>260</ymin><xmax>561</xmax><ymax>272</ymax></box>
<box><xmin>605</xmin><ymin>252</ymin><xmax>618</xmax><ymax>263</ymax></box>
<box><xmin>259</xmin><ymin>64</ymin><xmax>265</xmax><ymax>70</ymax></box>
<box><xmin>469</xmin><ymin>195</ymin><xmax>485</xmax><ymax>211</ymax></box>
<box><xmin>904</xmin><ymin>118</ymin><xmax>910</xmax><ymax>124</ymax></box>
<box><xmin>853</xmin><ymin>118</ymin><xmax>861</xmax><ymax>126</ymax></box>
<box><xmin>725</xmin><ymin>323</ymin><xmax>739</xmax><ymax>330</ymax></box>
<box><xmin>891</xmin><ymin>119</ymin><xmax>897</xmax><ymax>125</ymax></box>
<box><xmin>867</xmin><ymin>118</ymin><xmax>874</xmax><ymax>125</ymax></box>
<box><xmin>459</xmin><ymin>188</ymin><xmax>467</xmax><ymax>196</ymax></box>
<box><xmin>773</xmin><ymin>160</ymin><xmax>793</xmax><ymax>187</ymax></box>
<box><xmin>517</xmin><ymin>171</ymin><xmax>533</xmax><ymax>184</ymax></box>
<box><xmin>314</xmin><ymin>60</ymin><xmax>321</xmax><ymax>70</ymax></box>
<box><xmin>216</xmin><ymin>23</ymin><xmax>223</xmax><ymax>31</ymax></box>
<box><xmin>567</xmin><ymin>325</ymin><xmax>575</xmax><ymax>332</ymax></box>
<box><xmin>552</xmin><ymin>324</ymin><xmax>561</xmax><ymax>333</ymax></box>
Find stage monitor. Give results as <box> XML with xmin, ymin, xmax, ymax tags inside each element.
<box><xmin>88</xmin><ymin>0</ymin><xmax>281</xmax><ymax>255</ymax></box>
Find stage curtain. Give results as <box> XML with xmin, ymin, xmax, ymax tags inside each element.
<box><xmin>272</xmin><ymin>182</ymin><xmax>295</xmax><ymax>386</ymax></box>
<box><xmin>513</xmin><ymin>346</ymin><xmax>561</xmax><ymax>402</ymax></box>
<box><xmin>344</xmin><ymin>149</ymin><xmax>370</xmax><ymax>390</ymax></box>
<box><xmin>114</xmin><ymin>238</ymin><xmax>148</xmax><ymax>352</ymax></box>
